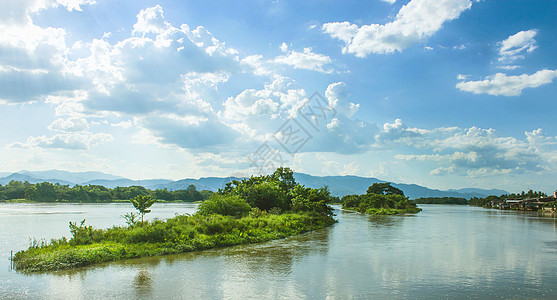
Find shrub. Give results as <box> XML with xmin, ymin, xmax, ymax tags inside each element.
<box><xmin>197</xmin><ymin>194</ymin><xmax>251</xmax><ymax>217</ymax></box>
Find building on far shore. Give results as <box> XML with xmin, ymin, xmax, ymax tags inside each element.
<box><xmin>500</xmin><ymin>190</ymin><xmax>557</xmax><ymax>212</ymax></box>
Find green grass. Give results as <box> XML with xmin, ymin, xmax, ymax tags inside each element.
<box><xmin>13</xmin><ymin>212</ymin><xmax>336</xmax><ymax>272</ymax></box>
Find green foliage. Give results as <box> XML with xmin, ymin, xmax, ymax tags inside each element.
<box><xmin>366</xmin><ymin>182</ymin><xmax>404</xmax><ymax>196</ymax></box>
<box><xmin>197</xmin><ymin>194</ymin><xmax>252</xmax><ymax>217</ymax></box>
<box><xmin>26</xmin><ymin>182</ymin><xmax>57</xmax><ymax>202</ymax></box>
<box><xmin>290</xmin><ymin>185</ymin><xmax>336</xmax><ymax>216</ymax></box>
<box><xmin>219</xmin><ymin>168</ymin><xmax>299</xmax><ymax>211</ymax></box>
<box><xmin>68</xmin><ymin>219</ymin><xmax>102</xmax><ymax>246</ymax></box>
<box><xmin>342</xmin><ymin>185</ymin><xmax>420</xmax><ymax>215</ymax></box>
<box><xmin>12</xmin><ymin>167</ymin><xmax>339</xmax><ymax>272</ymax></box>
<box><xmin>0</xmin><ymin>180</ymin><xmax>212</xmax><ymax>203</ymax></box>
<box><xmin>130</xmin><ymin>195</ymin><xmax>156</xmax><ymax>223</ymax></box>
<box><xmin>13</xmin><ymin>212</ymin><xmax>336</xmax><ymax>272</ymax></box>
<box><xmin>122</xmin><ymin>212</ymin><xmax>140</xmax><ymax>226</ymax></box>
<box><xmin>412</xmin><ymin>197</ymin><xmax>468</xmax><ymax>205</ymax></box>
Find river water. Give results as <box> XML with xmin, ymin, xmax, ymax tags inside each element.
<box><xmin>2</xmin><ymin>203</ymin><xmax>557</xmax><ymax>299</ymax></box>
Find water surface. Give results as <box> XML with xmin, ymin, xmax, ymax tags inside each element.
<box><xmin>2</xmin><ymin>204</ymin><xmax>557</xmax><ymax>299</ymax></box>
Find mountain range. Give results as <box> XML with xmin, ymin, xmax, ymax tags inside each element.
<box><xmin>0</xmin><ymin>170</ymin><xmax>508</xmax><ymax>199</ymax></box>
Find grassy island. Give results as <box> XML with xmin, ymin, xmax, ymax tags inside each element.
<box><xmin>341</xmin><ymin>183</ymin><xmax>421</xmax><ymax>215</ymax></box>
<box><xmin>13</xmin><ymin>168</ymin><xmax>337</xmax><ymax>272</ymax></box>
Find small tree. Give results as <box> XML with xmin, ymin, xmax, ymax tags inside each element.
<box><xmin>130</xmin><ymin>195</ymin><xmax>156</xmax><ymax>224</ymax></box>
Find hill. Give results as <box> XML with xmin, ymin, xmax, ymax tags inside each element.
<box><xmin>0</xmin><ymin>170</ymin><xmax>508</xmax><ymax>199</ymax></box>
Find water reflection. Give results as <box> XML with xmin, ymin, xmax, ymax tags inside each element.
<box><xmin>160</xmin><ymin>226</ymin><xmax>332</xmax><ymax>277</ymax></box>
<box><xmin>366</xmin><ymin>215</ymin><xmax>404</xmax><ymax>228</ymax></box>
<box><xmin>6</xmin><ymin>205</ymin><xmax>557</xmax><ymax>299</ymax></box>
<box><xmin>133</xmin><ymin>269</ymin><xmax>153</xmax><ymax>298</ymax></box>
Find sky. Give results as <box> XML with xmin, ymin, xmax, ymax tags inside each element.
<box><xmin>1</xmin><ymin>0</ymin><xmax>556</xmax><ymax>193</ymax></box>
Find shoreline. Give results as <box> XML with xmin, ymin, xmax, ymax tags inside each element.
<box><xmin>13</xmin><ymin>212</ymin><xmax>336</xmax><ymax>272</ymax></box>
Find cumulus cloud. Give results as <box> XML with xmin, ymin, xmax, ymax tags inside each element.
<box><xmin>456</xmin><ymin>69</ymin><xmax>557</xmax><ymax>96</ymax></box>
<box><xmin>9</xmin><ymin>132</ymin><xmax>112</xmax><ymax>150</ymax></box>
<box><xmin>132</xmin><ymin>5</ymin><xmax>170</xmax><ymax>36</ymax></box>
<box><xmin>221</xmin><ymin>76</ymin><xmax>302</xmax><ymax>133</ymax></box>
<box><xmin>375</xmin><ymin>118</ymin><xmax>429</xmax><ymax>146</ymax></box>
<box><xmin>325</xmin><ymin>82</ymin><xmax>359</xmax><ymax>118</ymax></box>
<box><xmin>383</xmin><ymin>120</ymin><xmax>556</xmax><ymax>176</ymax></box>
<box><xmin>274</xmin><ymin>46</ymin><xmax>333</xmax><ymax>73</ymax></box>
<box><xmin>498</xmin><ymin>29</ymin><xmax>538</xmax><ymax>64</ymax></box>
<box><xmin>322</xmin><ymin>0</ymin><xmax>473</xmax><ymax>57</ymax></box>
<box><xmin>48</xmin><ymin>117</ymin><xmax>89</xmax><ymax>132</ymax></box>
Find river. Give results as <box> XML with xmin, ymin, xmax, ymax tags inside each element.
<box><xmin>1</xmin><ymin>203</ymin><xmax>557</xmax><ymax>299</ymax></box>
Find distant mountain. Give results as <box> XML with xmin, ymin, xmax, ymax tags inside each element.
<box><xmin>19</xmin><ymin>170</ymin><xmax>126</xmax><ymax>184</ymax></box>
<box><xmin>0</xmin><ymin>173</ymin><xmax>74</xmax><ymax>186</ymax></box>
<box><xmin>160</xmin><ymin>177</ymin><xmax>242</xmax><ymax>192</ymax></box>
<box><xmin>294</xmin><ymin>173</ymin><xmax>384</xmax><ymax>196</ymax></box>
<box><xmin>447</xmin><ymin>188</ymin><xmax>509</xmax><ymax>197</ymax></box>
<box><xmin>84</xmin><ymin>179</ymin><xmax>174</xmax><ymax>189</ymax></box>
<box><xmin>292</xmin><ymin>174</ymin><xmax>507</xmax><ymax>199</ymax></box>
<box><xmin>0</xmin><ymin>169</ymin><xmax>508</xmax><ymax>199</ymax></box>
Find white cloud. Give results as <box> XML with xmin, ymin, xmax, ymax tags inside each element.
<box><xmin>279</xmin><ymin>42</ymin><xmax>288</xmax><ymax>53</ymax></box>
<box><xmin>132</xmin><ymin>5</ymin><xmax>170</xmax><ymax>36</ymax></box>
<box><xmin>380</xmin><ymin>0</ymin><xmax>397</xmax><ymax>4</ymax></box>
<box><xmin>9</xmin><ymin>132</ymin><xmax>112</xmax><ymax>150</ymax></box>
<box><xmin>496</xmin><ymin>65</ymin><xmax>520</xmax><ymax>71</ymax></box>
<box><xmin>456</xmin><ymin>69</ymin><xmax>557</xmax><ymax>96</ymax></box>
<box><xmin>111</xmin><ymin>120</ymin><xmax>133</xmax><ymax>129</ymax></box>
<box><xmin>325</xmin><ymin>82</ymin><xmax>359</xmax><ymax>118</ymax></box>
<box><xmin>241</xmin><ymin>55</ymin><xmax>271</xmax><ymax>76</ymax></box>
<box><xmin>375</xmin><ymin>118</ymin><xmax>430</xmax><ymax>147</ymax></box>
<box><xmin>274</xmin><ymin>47</ymin><xmax>333</xmax><ymax>73</ymax></box>
<box><xmin>48</xmin><ymin>117</ymin><xmax>89</xmax><ymax>132</ymax></box>
<box><xmin>456</xmin><ymin>74</ymin><xmax>469</xmax><ymax>80</ymax></box>
<box><xmin>385</xmin><ymin>121</ymin><xmax>556</xmax><ymax>177</ymax></box>
<box><xmin>222</xmin><ymin>76</ymin><xmax>298</xmax><ymax>127</ymax></box>
<box><xmin>323</xmin><ymin>0</ymin><xmax>473</xmax><ymax>57</ymax></box>
<box><xmin>498</xmin><ymin>29</ymin><xmax>538</xmax><ymax>64</ymax></box>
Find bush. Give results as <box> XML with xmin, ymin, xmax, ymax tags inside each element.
<box><xmin>197</xmin><ymin>194</ymin><xmax>251</xmax><ymax>217</ymax></box>
<box><xmin>341</xmin><ymin>187</ymin><xmax>421</xmax><ymax>215</ymax></box>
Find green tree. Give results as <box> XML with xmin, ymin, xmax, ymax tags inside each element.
<box><xmin>291</xmin><ymin>185</ymin><xmax>335</xmax><ymax>217</ymax></box>
<box><xmin>26</xmin><ymin>182</ymin><xmax>57</xmax><ymax>202</ymax></box>
<box><xmin>197</xmin><ymin>194</ymin><xmax>251</xmax><ymax>217</ymax></box>
<box><xmin>130</xmin><ymin>195</ymin><xmax>156</xmax><ymax>224</ymax></box>
<box><xmin>366</xmin><ymin>182</ymin><xmax>404</xmax><ymax>196</ymax></box>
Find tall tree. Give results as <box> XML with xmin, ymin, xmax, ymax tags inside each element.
<box><xmin>130</xmin><ymin>195</ymin><xmax>156</xmax><ymax>224</ymax></box>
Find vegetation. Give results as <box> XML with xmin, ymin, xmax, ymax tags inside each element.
<box><xmin>0</xmin><ymin>180</ymin><xmax>211</xmax><ymax>203</ymax></box>
<box><xmin>13</xmin><ymin>167</ymin><xmax>337</xmax><ymax>272</ymax></box>
<box><xmin>366</xmin><ymin>182</ymin><xmax>404</xmax><ymax>196</ymax></box>
<box><xmin>197</xmin><ymin>194</ymin><xmax>252</xmax><ymax>217</ymax></box>
<box><xmin>469</xmin><ymin>189</ymin><xmax>548</xmax><ymax>207</ymax></box>
<box><xmin>13</xmin><ymin>212</ymin><xmax>335</xmax><ymax>272</ymax></box>
<box><xmin>412</xmin><ymin>197</ymin><xmax>468</xmax><ymax>205</ymax></box>
<box><xmin>341</xmin><ymin>183</ymin><xmax>421</xmax><ymax>215</ymax></box>
<box><xmin>130</xmin><ymin>195</ymin><xmax>156</xmax><ymax>223</ymax></box>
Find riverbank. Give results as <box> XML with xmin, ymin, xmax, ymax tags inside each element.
<box><xmin>13</xmin><ymin>212</ymin><xmax>336</xmax><ymax>272</ymax></box>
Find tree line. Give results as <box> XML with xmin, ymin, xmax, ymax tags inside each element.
<box><xmin>469</xmin><ymin>189</ymin><xmax>548</xmax><ymax>207</ymax></box>
<box><xmin>0</xmin><ymin>180</ymin><xmax>211</xmax><ymax>203</ymax></box>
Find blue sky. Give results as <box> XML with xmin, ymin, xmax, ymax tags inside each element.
<box><xmin>1</xmin><ymin>0</ymin><xmax>557</xmax><ymax>193</ymax></box>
